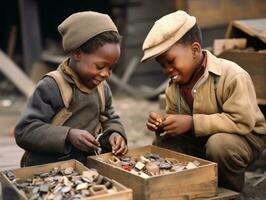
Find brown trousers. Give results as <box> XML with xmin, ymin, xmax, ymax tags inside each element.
<box><xmin>153</xmin><ymin>132</ymin><xmax>266</xmax><ymax>192</ymax></box>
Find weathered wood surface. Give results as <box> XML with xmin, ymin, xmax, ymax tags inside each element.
<box><xmin>0</xmin><ymin>49</ymin><xmax>36</xmax><ymax>98</ymax></box>
<box><xmin>0</xmin><ymin>136</ymin><xmax>23</xmax><ymax>171</ymax></box>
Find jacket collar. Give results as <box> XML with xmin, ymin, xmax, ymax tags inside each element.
<box><xmin>59</xmin><ymin>58</ymin><xmax>94</xmax><ymax>94</ymax></box>
<box><xmin>204</xmin><ymin>49</ymin><xmax>222</xmax><ymax>76</ymax></box>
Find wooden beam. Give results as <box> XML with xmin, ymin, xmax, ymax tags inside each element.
<box><xmin>0</xmin><ymin>49</ymin><xmax>36</xmax><ymax>98</ymax></box>
<box><xmin>19</xmin><ymin>0</ymin><xmax>42</xmax><ymax>74</ymax></box>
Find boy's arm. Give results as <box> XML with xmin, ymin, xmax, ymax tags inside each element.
<box><xmin>193</xmin><ymin>73</ymin><xmax>266</xmax><ymax>136</ymax></box>
<box><xmin>15</xmin><ymin>77</ymin><xmax>71</xmax><ymax>154</ymax></box>
<box><xmin>100</xmin><ymin>83</ymin><xmax>126</xmax><ymax>141</ymax></box>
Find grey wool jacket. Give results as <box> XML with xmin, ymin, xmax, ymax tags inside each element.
<box><xmin>15</xmin><ymin>71</ymin><xmax>126</xmax><ymax>166</ymax></box>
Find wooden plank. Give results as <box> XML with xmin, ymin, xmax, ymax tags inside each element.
<box><xmin>0</xmin><ymin>136</ymin><xmax>24</xmax><ymax>171</ymax></box>
<box><xmin>0</xmin><ymin>49</ymin><xmax>36</xmax><ymax>98</ymax></box>
<box><xmin>202</xmin><ymin>187</ymin><xmax>239</xmax><ymax>200</ymax></box>
<box><xmin>213</xmin><ymin>38</ymin><xmax>247</xmax><ymax>56</ymax></box>
<box><xmin>226</xmin><ymin>19</ymin><xmax>266</xmax><ymax>43</ymax></box>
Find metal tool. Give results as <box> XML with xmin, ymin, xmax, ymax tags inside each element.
<box><xmin>94</xmin><ymin>132</ymin><xmax>104</xmax><ymax>160</ymax></box>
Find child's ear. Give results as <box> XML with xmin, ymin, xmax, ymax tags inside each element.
<box><xmin>191</xmin><ymin>42</ymin><xmax>201</xmax><ymax>59</ymax></box>
<box><xmin>71</xmin><ymin>49</ymin><xmax>82</xmax><ymax>61</ymax></box>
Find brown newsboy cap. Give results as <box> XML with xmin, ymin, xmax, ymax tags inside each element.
<box><xmin>58</xmin><ymin>11</ymin><xmax>118</xmax><ymax>52</ymax></box>
<box><xmin>141</xmin><ymin>10</ymin><xmax>196</xmax><ymax>62</ymax></box>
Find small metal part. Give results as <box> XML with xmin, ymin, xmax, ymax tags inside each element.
<box><xmin>39</xmin><ymin>184</ymin><xmax>49</xmax><ymax>193</ymax></box>
<box><xmin>76</xmin><ymin>183</ymin><xmax>88</xmax><ymax>190</ymax></box>
<box><xmin>120</xmin><ymin>156</ymin><xmax>131</xmax><ymax>162</ymax></box>
<box><xmin>94</xmin><ymin>132</ymin><xmax>104</xmax><ymax>160</ymax></box>
<box><xmin>159</xmin><ymin>161</ymin><xmax>172</xmax><ymax>170</ymax></box>
<box><xmin>61</xmin><ymin>186</ymin><xmax>71</xmax><ymax>193</ymax></box>
<box><xmin>159</xmin><ymin>132</ymin><xmax>167</xmax><ymax>137</ymax></box>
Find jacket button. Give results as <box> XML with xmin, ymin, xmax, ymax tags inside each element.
<box><xmin>193</xmin><ymin>89</ymin><xmax>197</xmax><ymax>93</ymax></box>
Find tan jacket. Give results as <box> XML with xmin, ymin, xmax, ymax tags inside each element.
<box><xmin>165</xmin><ymin>50</ymin><xmax>266</xmax><ymax>137</ymax></box>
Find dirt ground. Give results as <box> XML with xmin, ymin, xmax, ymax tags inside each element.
<box><xmin>0</xmin><ymin>82</ymin><xmax>266</xmax><ymax>199</ymax></box>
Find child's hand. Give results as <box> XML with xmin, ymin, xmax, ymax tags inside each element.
<box><xmin>146</xmin><ymin>112</ymin><xmax>164</xmax><ymax>133</ymax></box>
<box><xmin>109</xmin><ymin>132</ymin><xmax>128</xmax><ymax>156</ymax></box>
<box><xmin>161</xmin><ymin>114</ymin><xmax>193</xmax><ymax>136</ymax></box>
<box><xmin>67</xmin><ymin>128</ymin><xmax>100</xmax><ymax>151</ymax></box>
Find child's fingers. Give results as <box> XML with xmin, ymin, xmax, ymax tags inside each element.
<box><xmin>77</xmin><ymin>142</ymin><xmax>91</xmax><ymax>152</ymax></box>
<box><xmin>148</xmin><ymin>117</ymin><xmax>160</xmax><ymax>127</ymax></box>
<box><xmin>82</xmin><ymin>139</ymin><xmax>98</xmax><ymax>149</ymax></box>
<box><xmin>122</xmin><ymin>145</ymin><xmax>128</xmax><ymax>155</ymax></box>
<box><xmin>161</xmin><ymin>116</ymin><xmax>174</xmax><ymax>126</ymax></box>
<box><xmin>84</xmin><ymin>134</ymin><xmax>100</xmax><ymax>147</ymax></box>
<box><xmin>113</xmin><ymin>140</ymin><xmax>126</xmax><ymax>155</ymax></box>
<box><xmin>146</xmin><ymin>122</ymin><xmax>158</xmax><ymax>131</ymax></box>
<box><xmin>111</xmin><ymin>136</ymin><xmax>122</xmax><ymax>153</ymax></box>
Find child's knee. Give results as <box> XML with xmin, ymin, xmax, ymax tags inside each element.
<box><xmin>206</xmin><ymin>133</ymin><xmax>251</xmax><ymax>168</ymax></box>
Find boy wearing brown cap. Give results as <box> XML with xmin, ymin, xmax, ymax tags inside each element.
<box><xmin>15</xmin><ymin>11</ymin><xmax>127</xmax><ymax>166</ymax></box>
<box><xmin>142</xmin><ymin>10</ymin><xmax>266</xmax><ymax>191</ymax></box>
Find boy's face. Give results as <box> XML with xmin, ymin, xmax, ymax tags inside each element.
<box><xmin>156</xmin><ymin>42</ymin><xmax>199</xmax><ymax>85</ymax></box>
<box><xmin>73</xmin><ymin>43</ymin><xmax>120</xmax><ymax>89</ymax></box>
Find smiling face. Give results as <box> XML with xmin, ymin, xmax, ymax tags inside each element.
<box><xmin>156</xmin><ymin>42</ymin><xmax>201</xmax><ymax>85</ymax></box>
<box><xmin>71</xmin><ymin>43</ymin><xmax>120</xmax><ymax>89</ymax></box>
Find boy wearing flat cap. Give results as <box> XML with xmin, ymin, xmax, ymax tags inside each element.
<box><xmin>142</xmin><ymin>10</ymin><xmax>266</xmax><ymax>192</ymax></box>
<box><xmin>15</xmin><ymin>11</ymin><xmax>127</xmax><ymax>166</ymax></box>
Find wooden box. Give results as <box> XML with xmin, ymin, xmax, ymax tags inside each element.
<box><xmin>218</xmin><ymin>19</ymin><xmax>266</xmax><ymax>105</ymax></box>
<box><xmin>0</xmin><ymin>159</ymin><xmax>132</xmax><ymax>200</ymax></box>
<box><xmin>87</xmin><ymin>145</ymin><xmax>217</xmax><ymax>200</ymax></box>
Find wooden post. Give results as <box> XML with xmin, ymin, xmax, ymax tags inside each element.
<box><xmin>18</xmin><ymin>0</ymin><xmax>42</xmax><ymax>74</ymax></box>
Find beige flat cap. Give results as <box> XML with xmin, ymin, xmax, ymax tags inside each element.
<box><xmin>141</xmin><ymin>10</ymin><xmax>196</xmax><ymax>62</ymax></box>
<box><xmin>58</xmin><ymin>11</ymin><xmax>118</xmax><ymax>52</ymax></box>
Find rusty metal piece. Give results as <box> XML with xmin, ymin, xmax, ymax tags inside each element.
<box><xmin>5</xmin><ymin>170</ymin><xmax>16</xmax><ymax>180</ymax></box>
<box><xmin>40</xmin><ymin>172</ymin><xmax>49</xmax><ymax>178</ymax></box>
<box><xmin>159</xmin><ymin>160</ymin><xmax>172</xmax><ymax>170</ymax></box>
<box><xmin>140</xmin><ymin>156</ymin><xmax>150</xmax><ymax>164</ymax></box>
<box><xmin>64</xmin><ymin>167</ymin><xmax>73</xmax><ymax>175</ymax></box>
<box><xmin>144</xmin><ymin>153</ymin><xmax>161</xmax><ymax>160</ymax></box>
<box><xmin>61</xmin><ymin>185</ymin><xmax>71</xmax><ymax>193</ymax></box>
<box><xmin>81</xmin><ymin>176</ymin><xmax>93</xmax><ymax>183</ymax></box>
<box><xmin>39</xmin><ymin>184</ymin><xmax>49</xmax><ymax>193</ymax></box>
<box><xmin>146</xmin><ymin>162</ymin><xmax>160</xmax><ymax>175</ymax></box>
<box><xmin>82</xmin><ymin>169</ymin><xmax>99</xmax><ymax>181</ymax></box>
<box><xmin>76</xmin><ymin>182</ymin><xmax>88</xmax><ymax>190</ymax></box>
<box><xmin>120</xmin><ymin>156</ymin><xmax>131</xmax><ymax>162</ymax></box>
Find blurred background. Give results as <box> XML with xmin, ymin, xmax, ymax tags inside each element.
<box><xmin>1</xmin><ymin>1</ymin><xmax>266</xmax><ymax>197</ymax></box>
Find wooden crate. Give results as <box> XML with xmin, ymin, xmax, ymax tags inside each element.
<box><xmin>87</xmin><ymin>145</ymin><xmax>217</xmax><ymax>200</ymax></box>
<box><xmin>218</xmin><ymin>19</ymin><xmax>266</xmax><ymax>105</ymax></box>
<box><xmin>0</xmin><ymin>159</ymin><xmax>132</xmax><ymax>200</ymax></box>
